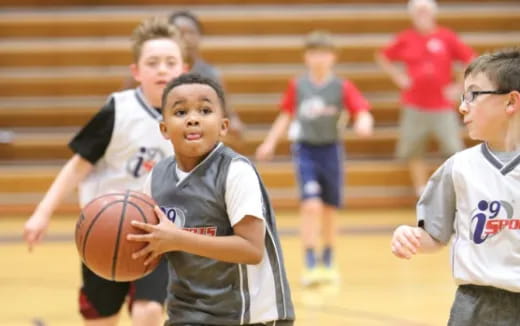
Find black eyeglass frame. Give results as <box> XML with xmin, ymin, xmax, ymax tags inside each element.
<box><xmin>461</xmin><ymin>90</ymin><xmax>511</xmax><ymax>104</ymax></box>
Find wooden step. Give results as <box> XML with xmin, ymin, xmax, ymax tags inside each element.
<box><xmin>0</xmin><ymin>64</ymin><xmax>400</xmax><ymax>96</ymax></box>
<box><xmin>0</xmin><ymin>160</ymin><xmax>441</xmax><ymax>191</ymax></box>
<box><xmin>1</xmin><ymin>32</ymin><xmax>519</xmax><ymax>67</ymax></box>
<box><xmin>0</xmin><ymin>159</ymin><xmax>436</xmax><ymax>212</ymax></box>
<box><xmin>0</xmin><ymin>93</ymin><xmax>400</xmax><ymax>127</ymax></box>
<box><xmin>0</xmin><ymin>5</ymin><xmax>518</xmax><ymax>38</ymax></box>
<box><xmin>0</xmin><ymin>0</ymin><xmax>515</xmax><ymax>8</ymax></box>
<box><xmin>0</xmin><ymin>127</ymin><xmax>478</xmax><ymax>160</ymax></box>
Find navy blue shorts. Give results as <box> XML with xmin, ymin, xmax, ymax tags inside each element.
<box><xmin>79</xmin><ymin>257</ymin><xmax>168</xmax><ymax>319</ymax></box>
<box><xmin>292</xmin><ymin>142</ymin><xmax>344</xmax><ymax>207</ymax></box>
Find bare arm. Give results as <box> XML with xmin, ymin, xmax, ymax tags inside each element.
<box><xmin>255</xmin><ymin>112</ymin><xmax>292</xmax><ymax>161</ymax></box>
<box><xmin>129</xmin><ymin>207</ymin><xmax>265</xmax><ymax>265</ymax></box>
<box><xmin>374</xmin><ymin>51</ymin><xmax>410</xmax><ymax>90</ymax></box>
<box><xmin>23</xmin><ymin>154</ymin><xmax>93</xmax><ymax>251</ymax></box>
<box><xmin>172</xmin><ymin>215</ymin><xmax>265</xmax><ymax>264</ymax></box>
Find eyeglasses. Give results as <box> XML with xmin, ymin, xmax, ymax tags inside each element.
<box><xmin>461</xmin><ymin>90</ymin><xmax>510</xmax><ymax>104</ymax></box>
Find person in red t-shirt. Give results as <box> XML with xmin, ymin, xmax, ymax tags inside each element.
<box><xmin>375</xmin><ymin>0</ymin><xmax>476</xmax><ymax>197</ymax></box>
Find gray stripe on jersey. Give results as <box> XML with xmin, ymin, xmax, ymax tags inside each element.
<box><xmin>255</xmin><ymin>166</ymin><xmax>294</xmax><ymax>320</ymax></box>
<box><xmin>239</xmin><ymin>263</ymin><xmax>250</xmax><ymax>324</ymax></box>
<box><xmin>231</xmin><ymin>151</ymin><xmax>294</xmax><ymax>321</ymax></box>
<box><xmin>479</xmin><ymin>143</ymin><xmax>520</xmax><ymax>175</ymax></box>
<box><xmin>501</xmin><ymin>153</ymin><xmax>520</xmax><ymax>175</ymax></box>
<box><xmin>480</xmin><ymin>143</ymin><xmax>503</xmax><ymax>169</ymax></box>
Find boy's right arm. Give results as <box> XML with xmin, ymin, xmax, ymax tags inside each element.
<box><xmin>255</xmin><ymin>112</ymin><xmax>292</xmax><ymax>161</ymax></box>
<box><xmin>25</xmin><ymin>97</ymin><xmax>114</xmax><ymax>251</ymax></box>
<box><xmin>24</xmin><ymin>154</ymin><xmax>93</xmax><ymax>252</ymax></box>
<box><xmin>374</xmin><ymin>51</ymin><xmax>410</xmax><ymax>90</ymax></box>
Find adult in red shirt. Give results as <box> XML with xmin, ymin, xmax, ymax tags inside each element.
<box><xmin>375</xmin><ymin>0</ymin><xmax>475</xmax><ymax>197</ymax></box>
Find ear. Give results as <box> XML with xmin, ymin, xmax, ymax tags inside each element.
<box><xmin>219</xmin><ymin>118</ymin><xmax>230</xmax><ymax>138</ymax></box>
<box><xmin>130</xmin><ymin>63</ymin><xmax>140</xmax><ymax>83</ymax></box>
<box><xmin>159</xmin><ymin>120</ymin><xmax>170</xmax><ymax>140</ymax></box>
<box><xmin>505</xmin><ymin>90</ymin><xmax>520</xmax><ymax>115</ymax></box>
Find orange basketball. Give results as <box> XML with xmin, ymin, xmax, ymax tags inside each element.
<box><xmin>75</xmin><ymin>190</ymin><xmax>161</xmax><ymax>282</ymax></box>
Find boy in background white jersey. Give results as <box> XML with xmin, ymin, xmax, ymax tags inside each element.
<box><xmin>391</xmin><ymin>47</ymin><xmax>520</xmax><ymax>325</ymax></box>
<box><xmin>23</xmin><ymin>17</ymin><xmax>184</xmax><ymax>326</ymax></box>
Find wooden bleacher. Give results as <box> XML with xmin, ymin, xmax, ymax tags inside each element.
<box><xmin>0</xmin><ymin>0</ymin><xmax>518</xmax><ymax>213</ymax></box>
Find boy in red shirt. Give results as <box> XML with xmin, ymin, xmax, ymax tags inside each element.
<box><xmin>256</xmin><ymin>31</ymin><xmax>373</xmax><ymax>286</ymax></box>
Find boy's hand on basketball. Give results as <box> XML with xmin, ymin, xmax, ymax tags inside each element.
<box><xmin>127</xmin><ymin>206</ymin><xmax>179</xmax><ymax>265</ymax></box>
<box><xmin>23</xmin><ymin>213</ymin><xmax>51</xmax><ymax>252</ymax></box>
<box><xmin>255</xmin><ymin>142</ymin><xmax>275</xmax><ymax>161</ymax></box>
<box><xmin>391</xmin><ymin>225</ymin><xmax>421</xmax><ymax>259</ymax></box>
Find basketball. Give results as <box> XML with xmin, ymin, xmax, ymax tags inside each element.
<box><xmin>75</xmin><ymin>190</ymin><xmax>161</xmax><ymax>282</ymax></box>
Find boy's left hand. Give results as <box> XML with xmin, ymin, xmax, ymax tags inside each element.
<box><xmin>354</xmin><ymin>112</ymin><xmax>374</xmax><ymax>137</ymax></box>
<box><xmin>127</xmin><ymin>206</ymin><xmax>179</xmax><ymax>265</ymax></box>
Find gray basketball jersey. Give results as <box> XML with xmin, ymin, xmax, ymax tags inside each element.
<box><xmin>78</xmin><ymin>88</ymin><xmax>172</xmax><ymax>207</ymax></box>
<box><xmin>418</xmin><ymin>143</ymin><xmax>520</xmax><ymax>292</ymax></box>
<box><xmin>292</xmin><ymin>75</ymin><xmax>345</xmax><ymax>145</ymax></box>
<box><xmin>151</xmin><ymin>145</ymin><xmax>294</xmax><ymax>325</ymax></box>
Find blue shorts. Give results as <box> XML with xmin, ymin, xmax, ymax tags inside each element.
<box><xmin>292</xmin><ymin>142</ymin><xmax>344</xmax><ymax>207</ymax></box>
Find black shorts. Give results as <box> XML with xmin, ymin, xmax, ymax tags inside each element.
<box><xmin>79</xmin><ymin>258</ymin><xmax>168</xmax><ymax>319</ymax></box>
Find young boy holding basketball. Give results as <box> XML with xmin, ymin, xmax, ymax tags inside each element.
<box><xmin>128</xmin><ymin>73</ymin><xmax>295</xmax><ymax>325</ymax></box>
<box><xmin>23</xmin><ymin>17</ymin><xmax>184</xmax><ymax>326</ymax></box>
<box><xmin>255</xmin><ymin>30</ymin><xmax>374</xmax><ymax>286</ymax></box>
<box><xmin>391</xmin><ymin>47</ymin><xmax>520</xmax><ymax>325</ymax></box>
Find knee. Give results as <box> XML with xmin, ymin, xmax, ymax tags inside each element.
<box><xmin>301</xmin><ymin>198</ymin><xmax>322</xmax><ymax>216</ymax></box>
<box><xmin>131</xmin><ymin>300</ymin><xmax>163</xmax><ymax>318</ymax></box>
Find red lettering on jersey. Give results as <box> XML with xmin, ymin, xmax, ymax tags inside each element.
<box><xmin>183</xmin><ymin>226</ymin><xmax>217</xmax><ymax>237</ymax></box>
<box><xmin>485</xmin><ymin>219</ymin><xmax>520</xmax><ymax>235</ymax></box>
<box><xmin>143</xmin><ymin>160</ymin><xmax>156</xmax><ymax>172</ymax></box>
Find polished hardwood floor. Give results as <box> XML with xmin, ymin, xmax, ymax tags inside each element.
<box><xmin>0</xmin><ymin>209</ymin><xmax>455</xmax><ymax>326</ymax></box>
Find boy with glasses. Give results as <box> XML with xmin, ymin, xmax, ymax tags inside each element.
<box><xmin>391</xmin><ymin>47</ymin><xmax>520</xmax><ymax>325</ymax></box>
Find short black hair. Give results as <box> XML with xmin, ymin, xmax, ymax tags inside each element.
<box><xmin>168</xmin><ymin>10</ymin><xmax>203</xmax><ymax>34</ymax></box>
<box><xmin>162</xmin><ymin>73</ymin><xmax>228</xmax><ymax>117</ymax></box>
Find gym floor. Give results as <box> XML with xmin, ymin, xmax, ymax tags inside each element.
<box><xmin>0</xmin><ymin>209</ymin><xmax>454</xmax><ymax>326</ymax></box>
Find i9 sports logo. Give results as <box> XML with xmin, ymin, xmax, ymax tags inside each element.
<box><xmin>159</xmin><ymin>206</ymin><xmax>217</xmax><ymax>236</ymax></box>
<box><xmin>470</xmin><ymin>200</ymin><xmax>517</xmax><ymax>244</ymax></box>
<box><xmin>160</xmin><ymin>206</ymin><xmax>186</xmax><ymax>228</ymax></box>
<box><xmin>126</xmin><ymin>147</ymin><xmax>165</xmax><ymax>178</ymax></box>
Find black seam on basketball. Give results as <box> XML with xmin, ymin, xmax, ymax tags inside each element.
<box><xmin>126</xmin><ymin>201</ymin><xmax>149</xmax><ymax>224</ymax></box>
<box><xmin>111</xmin><ymin>191</ymin><xmax>130</xmax><ymax>280</ymax></box>
<box><xmin>81</xmin><ymin>200</ymin><xmax>126</xmax><ymax>266</ymax></box>
<box><xmin>126</xmin><ymin>201</ymin><xmax>152</xmax><ymax>276</ymax></box>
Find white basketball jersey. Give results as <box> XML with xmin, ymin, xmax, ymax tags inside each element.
<box><xmin>78</xmin><ymin>88</ymin><xmax>172</xmax><ymax>207</ymax></box>
<box><xmin>451</xmin><ymin>144</ymin><xmax>520</xmax><ymax>292</ymax></box>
